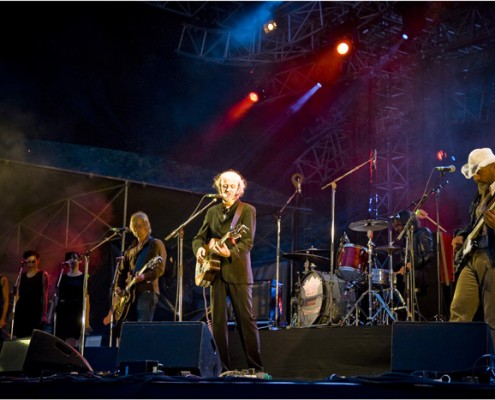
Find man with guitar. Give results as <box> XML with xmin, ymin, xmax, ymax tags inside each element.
<box><xmin>193</xmin><ymin>169</ymin><xmax>264</xmax><ymax>373</ymax></box>
<box><xmin>450</xmin><ymin>148</ymin><xmax>495</xmax><ymax>347</ymax></box>
<box><xmin>104</xmin><ymin>211</ymin><xmax>166</xmax><ymax>335</ymax></box>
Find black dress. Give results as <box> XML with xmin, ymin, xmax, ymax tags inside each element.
<box><xmin>14</xmin><ymin>271</ymin><xmax>44</xmax><ymax>338</ymax></box>
<box><xmin>56</xmin><ymin>273</ymin><xmax>84</xmax><ymax>341</ymax></box>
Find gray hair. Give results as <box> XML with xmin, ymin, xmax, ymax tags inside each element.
<box><xmin>213</xmin><ymin>169</ymin><xmax>247</xmax><ymax>197</ymax></box>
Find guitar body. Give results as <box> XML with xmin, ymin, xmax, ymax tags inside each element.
<box><xmin>195</xmin><ymin>238</ymin><xmax>222</xmax><ymax>287</ymax></box>
<box><xmin>113</xmin><ymin>288</ymin><xmax>134</xmax><ymax>323</ymax></box>
<box><xmin>111</xmin><ymin>255</ymin><xmax>162</xmax><ymax>322</ymax></box>
<box><xmin>194</xmin><ymin>225</ymin><xmax>249</xmax><ymax>288</ymax></box>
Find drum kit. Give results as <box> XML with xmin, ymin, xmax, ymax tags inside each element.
<box><xmin>283</xmin><ymin>218</ymin><xmax>407</xmax><ymax>327</ymax></box>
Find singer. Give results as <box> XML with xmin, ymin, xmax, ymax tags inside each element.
<box><xmin>103</xmin><ymin>211</ymin><xmax>166</xmax><ymax>337</ymax></box>
<box><xmin>192</xmin><ymin>169</ymin><xmax>264</xmax><ymax>374</ymax></box>
<box><xmin>13</xmin><ymin>250</ymin><xmax>49</xmax><ymax>338</ymax></box>
<box><xmin>54</xmin><ymin>252</ymin><xmax>91</xmax><ymax>348</ymax></box>
<box><xmin>450</xmin><ymin>148</ymin><xmax>495</xmax><ymax>348</ymax></box>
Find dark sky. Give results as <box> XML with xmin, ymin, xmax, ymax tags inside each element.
<box><xmin>0</xmin><ymin>2</ymin><xmax>248</xmax><ymax>150</ymax></box>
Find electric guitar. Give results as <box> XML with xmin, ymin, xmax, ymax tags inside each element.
<box><xmin>112</xmin><ymin>255</ymin><xmax>163</xmax><ymax>322</ymax></box>
<box><xmin>454</xmin><ymin>198</ymin><xmax>495</xmax><ymax>273</ymax></box>
<box><xmin>195</xmin><ymin>224</ymin><xmax>249</xmax><ymax>288</ymax></box>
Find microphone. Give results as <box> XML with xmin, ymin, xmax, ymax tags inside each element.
<box><xmin>205</xmin><ymin>194</ymin><xmax>224</xmax><ymax>198</ymax></box>
<box><xmin>109</xmin><ymin>227</ymin><xmax>130</xmax><ymax>233</ymax></box>
<box><xmin>434</xmin><ymin>165</ymin><xmax>456</xmax><ymax>173</ymax></box>
<box><xmin>296</xmin><ymin>177</ymin><xmax>302</xmax><ymax>194</ymax></box>
<box><xmin>60</xmin><ymin>261</ymin><xmax>70</xmax><ymax>265</ymax></box>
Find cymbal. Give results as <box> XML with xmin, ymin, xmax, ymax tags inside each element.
<box><xmin>282</xmin><ymin>252</ymin><xmax>329</xmax><ymax>267</ymax></box>
<box><xmin>375</xmin><ymin>245</ymin><xmax>402</xmax><ymax>253</ymax></box>
<box><xmin>293</xmin><ymin>247</ymin><xmax>330</xmax><ymax>258</ymax></box>
<box><xmin>349</xmin><ymin>219</ymin><xmax>388</xmax><ymax>232</ymax></box>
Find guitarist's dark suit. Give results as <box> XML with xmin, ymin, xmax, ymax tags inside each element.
<box><xmin>192</xmin><ymin>200</ymin><xmax>263</xmax><ymax>372</ymax></box>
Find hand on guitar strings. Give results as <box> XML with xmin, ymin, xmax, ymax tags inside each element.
<box><xmin>212</xmin><ymin>242</ymin><xmax>231</xmax><ymax>258</ymax></box>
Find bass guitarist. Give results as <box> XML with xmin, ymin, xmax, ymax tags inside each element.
<box><xmin>192</xmin><ymin>169</ymin><xmax>264</xmax><ymax>374</ymax></box>
<box><xmin>450</xmin><ymin>148</ymin><xmax>495</xmax><ymax>348</ymax></box>
<box><xmin>104</xmin><ymin>211</ymin><xmax>166</xmax><ymax>335</ymax></box>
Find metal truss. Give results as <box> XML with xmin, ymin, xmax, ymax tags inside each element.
<box><xmin>165</xmin><ymin>1</ymin><xmax>495</xmax><ymax>230</ymax></box>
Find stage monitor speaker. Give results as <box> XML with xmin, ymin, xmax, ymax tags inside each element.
<box><xmin>23</xmin><ymin>330</ymin><xmax>93</xmax><ymax>376</ymax></box>
<box><xmin>391</xmin><ymin>322</ymin><xmax>494</xmax><ymax>374</ymax></box>
<box><xmin>118</xmin><ymin>321</ymin><xmax>222</xmax><ymax>377</ymax></box>
<box><xmin>0</xmin><ymin>338</ymin><xmax>31</xmax><ymax>374</ymax></box>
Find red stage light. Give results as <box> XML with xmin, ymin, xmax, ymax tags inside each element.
<box><xmin>248</xmin><ymin>92</ymin><xmax>259</xmax><ymax>103</ymax></box>
<box><xmin>336</xmin><ymin>40</ymin><xmax>351</xmax><ymax>55</ymax></box>
<box><xmin>436</xmin><ymin>150</ymin><xmax>447</xmax><ymax>161</ymax></box>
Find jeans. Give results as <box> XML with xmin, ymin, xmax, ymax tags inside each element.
<box><xmin>136</xmin><ymin>291</ymin><xmax>158</xmax><ymax>322</ymax></box>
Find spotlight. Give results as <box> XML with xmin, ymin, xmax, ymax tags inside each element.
<box><xmin>336</xmin><ymin>39</ymin><xmax>352</xmax><ymax>55</ymax></box>
<box><xmin>263</xmin><ymin>19</ymin><xmax>277</xmax><ymax>34</ymax></box>
<box><xmin>248</xmin><ymin>92</ymin><xmax>259</xmax><ymax>103</ymax></box>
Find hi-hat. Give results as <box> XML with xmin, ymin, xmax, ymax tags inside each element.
<box><xmin>375</xmin><ymin>245</ymin><xmax>402</xmax><ymax>253</ymax></box>
<box><xmin>282</xmin><ymin>252</ymin><xmax>329</xmax><ymax>267</ymax></box>
<box><xmin>349</xmin><ymin>219</ymin><xmax>388</xmax><ymax>232</ymax></box>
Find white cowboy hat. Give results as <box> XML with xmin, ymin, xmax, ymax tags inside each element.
<box><xmin>461</xmin><ymin>147</ymin><xmax>495</xmax><ymax>179</ymax></box>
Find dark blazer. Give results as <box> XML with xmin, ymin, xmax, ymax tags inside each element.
<box><xmin>192</xmin><ymin>200</ymin><xmax>256</xmax><ymax>284</ymax></box>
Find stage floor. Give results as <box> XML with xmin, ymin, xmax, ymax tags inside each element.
<box><xmin>1</xmin><ymin>322</ymin><xmax>495</xmax><ymax>398</ymax></box>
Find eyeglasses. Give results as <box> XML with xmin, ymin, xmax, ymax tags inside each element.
<box><xmin>25</xmin><ymin>260</ymin><xmax>36</xmax><ymax>264</ymax></box>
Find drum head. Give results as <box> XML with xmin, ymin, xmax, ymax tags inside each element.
<box><xmin>298</xmin><ymin>271</ymin><xmax>349</xmax><ymax>326</ymax></box>
<box><xmin>299</xmin><ymin>271</ymin><xmax>326</xmax><ymax>326</ymax></box>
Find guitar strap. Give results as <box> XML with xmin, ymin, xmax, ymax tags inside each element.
<box><xmin>230</xmin><ymin>202</ymin><xmax>245</xmax><ymax>231</ymax></box>
<box><xmin>133</xmin><ymin>240</ymin><xmax>151</xmax><ymax>276</ymax></box>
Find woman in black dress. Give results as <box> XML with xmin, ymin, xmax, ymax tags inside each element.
<box><xmin>13</xmin><ymin>250</ymin><xmax>48</xmax><ymax>338</ymax></box>
<box><xmin>56</xmin><ymin>252</ymin><xmax>90</xmax><ymax>347</ymax></box>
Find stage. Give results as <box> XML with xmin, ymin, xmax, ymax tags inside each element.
<box><xmin>1</xmin><ymin>322</ymin><xmax>495</xmax><ymax>398</ymax></box>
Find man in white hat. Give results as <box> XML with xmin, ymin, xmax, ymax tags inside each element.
<box><xmin>450</xmin><ymin>147</ymin><xmax>495</xmax><ymax>347</ymax></box>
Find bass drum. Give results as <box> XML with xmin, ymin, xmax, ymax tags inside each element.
<box><xmin>298</xmin><ymin>271</ymin><xmax>351</xmax><ymax>326</ymax></box>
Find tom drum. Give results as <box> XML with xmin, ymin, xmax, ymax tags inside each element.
<box><xmin>338</xmin><ymin>244</ymin><xmax>368</xmax><ymax>281</ymax></box>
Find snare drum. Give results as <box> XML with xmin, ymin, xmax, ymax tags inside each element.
<box><xmin>338</xmin><ymin>244</ymin><xmax>368</xmax><ymax>281</ymax></box>
<box><xmin>371</xmin><ymin>268</ymin><xmax>395</xmax><ymax>287</ymax></box>
<box><xmin>298</xmin><ymin>271</ymin><xmax>350</xmax><ymax>326</ymax></box>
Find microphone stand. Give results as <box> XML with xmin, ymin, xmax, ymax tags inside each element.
<box><xmin>51</xmin><ymin>264</ymin><xmax>65</xmax><ymax>336</ymax></box>
<box><xmin>10</xmin><ymin>262</ymin><xmax>24</xmax><ymax>339</ymax></box>
<box><xmin>395</xmin><ymin>172</ymin><xmax>448</xmax><ymax>321</ymax></box>
<box><xmin>321</xmin><ymin>156</ymin><xmax>373</xmax><ymax>322</ymax></box>
<box><xmin>274</xmin><ymin>188</ymin><xmax>299</xmax><ymax>328</ymax></box>
<box><xmin>108</xmin><ymin>256</ymin><xmax>123</xmax><ymax>347</ymax></box>
<box><xmin>80</xmin><ymin>231</ymin><xmax>121</xmax><ymax>357</ymax></box>
<box><xmin>433</xmin><ymin>179</ymin><xmax>449</xmax><ymax>321</ymax></box>
<box><xmin>165</xmin><ymin>198</ymin><xmax>219</xmax><ymax>322</ymax></box>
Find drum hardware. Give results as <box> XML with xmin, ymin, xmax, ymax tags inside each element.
<box><xmin>340</xmin><ymin>230</ymin><xmax>395</xmax><ymax>326</ymax></box>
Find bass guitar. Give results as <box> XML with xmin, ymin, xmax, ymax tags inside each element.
<box><xmin>195</xmin><ymin>224</ymin><xmax>248</xmax><ymax>288</ymax></box>
<box><xmin>454</xmin><ymin>198</ymin><xmax>495</xmax><ymax>273</ymax></box>
<box><xmin>112</xmin><ymin>255</ymin><xmax>163</xmax><ymax>322</ymax></box>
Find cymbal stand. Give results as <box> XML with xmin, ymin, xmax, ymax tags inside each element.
<box><xmin>381</xmin><ymin>231</ymin><xmax>406</xmax><ymax>324</ymax></box>
<box><xmin>341</xmin><ymin>230</ymin><xmax>394</xmax><ymax>325</ymax></box>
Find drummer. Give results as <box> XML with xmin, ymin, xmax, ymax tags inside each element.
<box><xmin>391</xmin><ymin>210</ymin><xmax>438</xmax><ymax>321</ymax></box>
